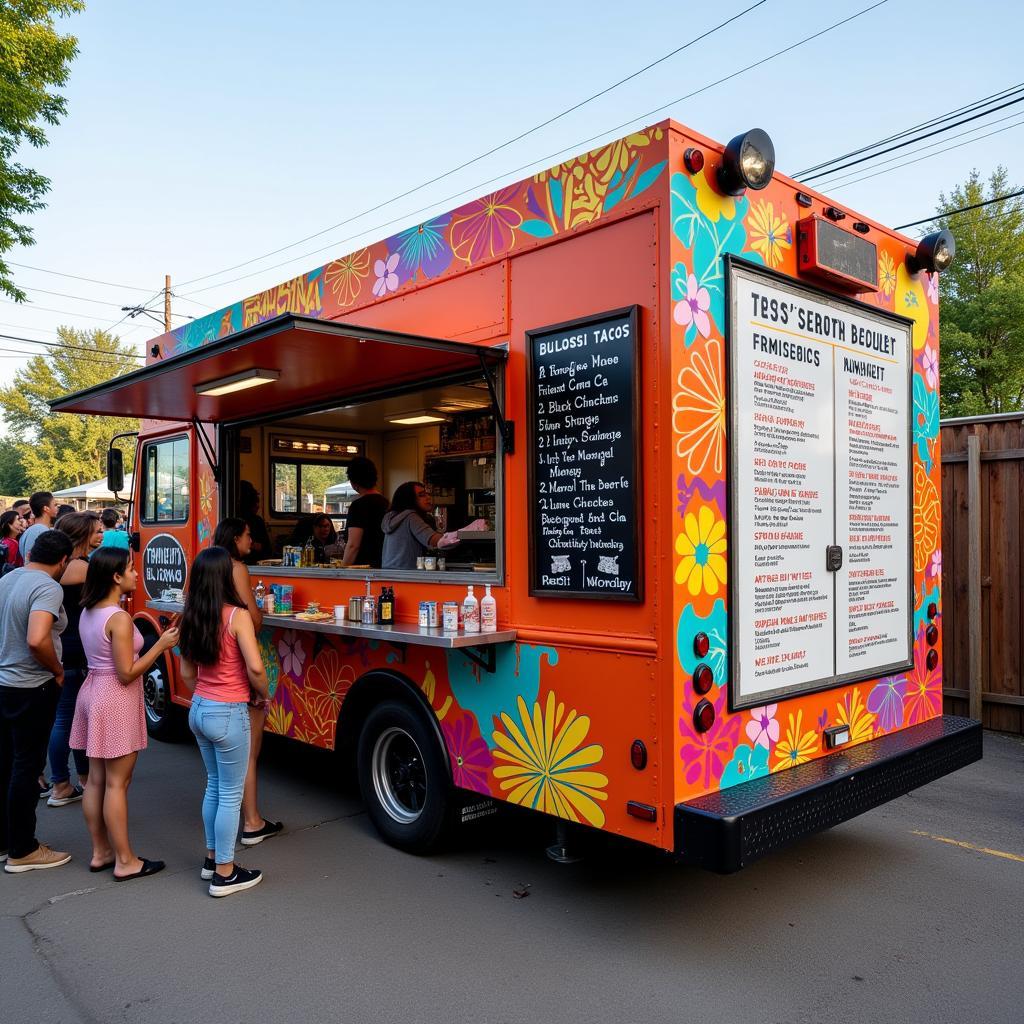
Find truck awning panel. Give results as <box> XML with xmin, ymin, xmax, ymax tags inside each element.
<box><xmin>50</xmin><ymin>314</ymin><xmax>507</xmax><ymax>422</ymax></box>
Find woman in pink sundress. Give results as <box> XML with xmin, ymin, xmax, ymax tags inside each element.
<box><xmin>70</xmin><ymin>548</ymin><xmax>178</xmax><ymax>880</ymax></box>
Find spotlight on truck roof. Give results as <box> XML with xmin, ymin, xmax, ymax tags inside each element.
<box><xmin>716</xmin><ymin>128</ymin><xmax>775</xmax><ymax>196</ymax></box>
<box><xmin>908</xmin><ymin>229</ymin><xmax>956</xmax><ymax>274</ymax></box>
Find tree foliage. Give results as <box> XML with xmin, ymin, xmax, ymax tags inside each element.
<box><xmin>0</xmin><ymin>0</ymin><xmax>84</xmax><ymax>300</ymax></box>
<box><xmin>0</xmin><ymin>327</ymin><xmax>138</xmax><ymax>489</ymax></box>
<box><xmin>935</xmin><ymin>167</ymin><xmax>1024</xmax><ymax>416</ymax></box>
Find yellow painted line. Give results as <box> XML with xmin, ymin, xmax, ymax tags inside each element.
<box><xmin>750</xmin><ymin>319</ymin><xmax>901</xmax><ymax>365</ymax></box>
<box><xmin>911</xmin><ymin>830</ymin><xmax>1024</xmax><ymax>863</ymax></box>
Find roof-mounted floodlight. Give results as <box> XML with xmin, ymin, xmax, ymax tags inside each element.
<box><xmin>716</xmin><ymin>129</ymin><xmax>775</xmax><ymax>196</ymax></box>
<box><xmin>907</xmin><ymin>230</ymin><xmax>956</xmax><ymax>274</ymax></box>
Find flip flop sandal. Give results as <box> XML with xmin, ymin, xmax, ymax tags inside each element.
<box><xmin>114</xmin><ymin>858</ymin><xmax>165</xmax><ymax>881</ymax></box>
<box><xmin>89</xmin><ymin>860</ymin><xmax>116</xmax><ymax>873</ymax></box>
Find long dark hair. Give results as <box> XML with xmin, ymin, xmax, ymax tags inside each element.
<box><xmin>58</xmin><ymin>510</ymin><xmax>100</xmax><ymax>555</ymax></box>
<box><xmin>0</xmin><ymin>509</ymin><xmax>20</xmax><ymax>539</ymax></box>
<box><xmin>81</xmin><ymin>547</ymin><xmax>130</xmax><ymax>609</ymax></box>
<box><xmin>390</xmin><ymin>481</ymin><xmax>435</xmax><ymax>529</ymax></box>
<box><xmin>213</xmin><ymin>517</ymin><xmax>247</xmax><ymax>560</ymax></box>
<box><xmin>310</xmin><ymin>513</ymin><xmax>337</xmax><ymax>545</ymax></box>
<box><xmin>178</xmin><ymin>547</ymin><xmax>246</xmax><ymax>666</ymax></box>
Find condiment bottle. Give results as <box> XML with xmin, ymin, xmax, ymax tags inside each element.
<box><xmin>379</xmin><ymin>586</ymin><xmax>394</xmax><ymax>625</ymax></box>
<box><xmin>303</xmin><ymin>536</ymin><xmax>315</xmax><ymax>567</ymax></box>
<box><xmin>462</xmin><ymin>585</ymin><xmax>480</xmax><ymax>634</ymax></box>
<box><xmin>254</xmin><ymin>579</ymin><xmax>266</xmax><ymax>610</ymax></box>
<box><xmin>480</xmin><ymin>583</ymin><xmax>496</xmax><ymax>633</ymax></box>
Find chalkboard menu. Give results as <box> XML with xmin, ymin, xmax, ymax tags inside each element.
<box><xmin>526</xmin><ymin>306</ymin><xmax>642</xmax><ymax>600</ymax></box>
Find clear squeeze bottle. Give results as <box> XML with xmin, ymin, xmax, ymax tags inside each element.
<box><xmin>480</xmin><ymin>583</ymin><xmax>496</xmax><ymax>633</ymax></box>
<box><xmin>462</xmin><ymin>585</ymin><xmax>480</xmax><ymax>634</ymax></box>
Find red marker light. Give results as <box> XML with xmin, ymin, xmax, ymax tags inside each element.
<box><xmin>693</xmin><ymin>632</ymin><xmax>710</xmax><ymax>658</ymax></box>
<box><xmin>684</xmin><ymin>147</ymin><xmax>705</xmax><ymax>174</ymax></box>
<box><xmin>926</xmin><ymin>624</ymin><xmax>939</xmax><ymax>647</ymax></box>
<box><xmin>927</xmin><ymin>602</ymin><xmax>938</xmax><ymax>620</ymax></box>
<box><xmin>630</xmin><ymin>739</ymin><xmax>648</xmax><ymax>771</ymax></box>
<box><xmin>693</xmin><ymin>663</ymin><xmax>714</xmax><ymax>695</ymax></box>
<box><xmin>926</xmin><ymin>649</ymin><xmax>939</xmax><ymax>671</ymax></box>
<box><xmin>693</xmin><ymin>699</ymin><xmax>715</xmax><ymax>733</ymax></box>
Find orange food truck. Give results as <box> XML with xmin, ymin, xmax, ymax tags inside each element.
<box><xmin>53</xmin><ymin>119</ymin><xmax>980</xmax><ymax>871</ymax></box>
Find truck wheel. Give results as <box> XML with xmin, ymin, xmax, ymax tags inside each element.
<box><xmin>143</xmin><ymin>653</ymin><xmax>183</xmax><ymax>741</ymax></box>
<box><xmin>357</xmin><ymin>700</ymin><xmax>451</xmax><ymax>854</ymax></box>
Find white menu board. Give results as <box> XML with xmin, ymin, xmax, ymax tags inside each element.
<box><xmin>728</xmin><ymin>261</ymin><xmax>912</xmax><ymax>708</ymax></box>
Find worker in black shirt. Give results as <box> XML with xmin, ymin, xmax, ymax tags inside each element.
<box><xmin>338</xmin><ymin>458</ymin><xmax>389</xmax><ymax>568</ymax></box>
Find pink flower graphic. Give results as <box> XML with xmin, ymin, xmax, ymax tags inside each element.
<box><xmin>372</xmin><ymin>252</ymin><xmax>400</xmax><ymax>296</ymax></box>
<box><xmin>277</xmin><ymin>629</ymin><xmax>306</xmax><ymax>680</ymax></box>
<box><xmin>449</xmin><ymin>185</ymin><xmax>524</xmax><ymax>264</ymax></box>
<box><xmin>925</xmin><ymin>272</ymin><xmax>939</xmax><ymax>303</ymax></box>
<box><xmin>745</xmin><ymin>704</ymin><xmax>780</xmax><ymax>749</ymax></box>
<box><xmin>929</xmin><ymin>549</ymin><xmax>942</xmax><ymax>578</ymax></box>
<box><xmin>673</xmin><ymin>273</ymin><xmax>711</xmax><ymax>339</ymax></box>
<box><xmin>679</xmin><ymin>687</ymin><xmax>742</xmax><ymax>789</ymax></box>
<box><xmin>923</xmin><ymin>344</ymin><xmax>939</xmax><ymax>389</ymax></box>
<box><xmin>442</xmin><ymin>713</ymin><xmax>493</xmax><ymax>793</ymax></box>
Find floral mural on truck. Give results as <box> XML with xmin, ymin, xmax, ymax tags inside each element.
<box><xmin>669</xmin><ymin>151</ymin><xmax>943</xmax><ymax>799</ymax></box>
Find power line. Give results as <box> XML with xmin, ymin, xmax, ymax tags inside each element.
<box><xmin>5</xmin><ymin>261</ymin><xmax>155</xmax><ymax>292</ymax></box>
<box><xmin>0</xmin><ymin>347</ymin><xmax>138</xmax><ymax>366</ymax></box>
<box><xmin>0</xmin><ymin>298</ymin><xmax>134</xmax><ymax>323</ymax></box>
<box><xmin>807</xmin><ymin>99</ymin><xmax>1024</xmax><ymax>186</ymax></box>
<box><xmin>827</xmin><ymin>116</ymin><xmax>1024</xmax><ymax>191</ymax></box>
<box><xmin>895</xmin><ymin>188</ymin><xmax>1024</xmax><ymax>230</ymax></box>
<box><xmin>793</xmin><ymin>81</ymin><xmax>1024</xmax><ymax>177</ymax></box>
<box><xmin>0</xmin><ymin>331</ymin><xmax>143</xmax><ymax>358</ymax></box>
<box><xmin>175</xmin><ymin>1</ymin><xmax>771</xmax><ymax>291</ymax></box>
<box><xmin>182</xmin><ymin>1</ymin><xmax>888</xmax><ymax>299</ymax></box>
<box><xmin>813</xmin><ymin>108</ymin><xmax>1024</xmax><ymax>189</ymax></box>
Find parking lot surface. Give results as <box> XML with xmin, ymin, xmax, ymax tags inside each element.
<box><xmin>3</xmin><ymin>729</ymin><xmax>1021</xmax><ymax>1024</ymax></box>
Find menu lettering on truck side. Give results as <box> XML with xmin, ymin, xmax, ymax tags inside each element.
<box><xmin>727</xmin><ymin>259</ymin><xmax>913</xmax><ymax>709</ymax></box>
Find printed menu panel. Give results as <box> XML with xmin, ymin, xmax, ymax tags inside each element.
<box><xmin>527</xmin><ymin>307</ymin><xmax>641</xmax><ymax>600</ymax></box>
<box><xmin>835</xmin><ymin>313</ymin><xmax>912</xmax><ymax>677</ymax></box>
<box><xmin>729</xmin><ymin>261</ymin><xmax>912</xmax><ymax>707</ymax></box>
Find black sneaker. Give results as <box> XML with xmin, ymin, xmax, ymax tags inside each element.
<box><xmin>209</xmin><ymin>865</ymin><xmax>262</xmax><ymax>898</ymax></box>
<box><xmin>201</xmin><ymin>857</ymin><xmax>216</xmax><ymax>881</ymax></box>
<box><xmin>240</xmin><ymin>819</ymin><xmax>283</xmax><ymax>846</ymax></box>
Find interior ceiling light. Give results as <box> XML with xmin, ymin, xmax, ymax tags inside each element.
<box><xmin>389</xmin><ymin>414</ymin><xmax>446</xmax><ymax>425</ymax></box>
<box><xmin>434</xmin><ymin>399</ymin><xmax>491</xmax><ymax>412</ymax></box>
<box><xmin>195</xmin><ymin>368</ymin><xmax>279</xmax><ymax>397</ymax></box>
<box><xmin>907</xmin><ymin>230</ymin><xmax>956</xmax><ymax>274</ymax></box>
<box><xmin>716</xmin><ymin>128</ymin><xmax>775</xmax><ymax>196</ymax></box>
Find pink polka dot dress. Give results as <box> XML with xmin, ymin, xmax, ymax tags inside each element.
<box><xmin>70</xmin><ymin>604</ymin><xmax>148</xmax><ymax>759</ymax></box>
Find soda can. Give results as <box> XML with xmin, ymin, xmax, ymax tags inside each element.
<box><xmin>416</xmin><ymin>556</ymin><xmax>426</xmax><ymax>570</ymax></box>
<box><xmin>418</xmin><ymin>601</ymin><xmax>430</xmax><ymax>628</ymax></box>
<box><xmin>426</xmin><ymin>601</ymin><xmax>439</xmax><ymax>628</ymax></box>
<box><xmin>442</xmin><ymin>602</ymin><xmax>459</xmax><ymax>633</ymax></box>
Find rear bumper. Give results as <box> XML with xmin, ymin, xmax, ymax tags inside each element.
<box><xmin>675</xmin><ymin>715</ymin><xmax>982</xmax><ymax>873</ymax></box>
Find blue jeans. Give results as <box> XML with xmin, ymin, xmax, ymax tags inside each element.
<box><xmin>188</xmin><ymin>696</ymin><xmax>250</xmax><ymax>864</ymax></box>
<box><xmin>47</xmin><ymin>667</ymin><xmax>89</xmax><ymax>785</ymax></box>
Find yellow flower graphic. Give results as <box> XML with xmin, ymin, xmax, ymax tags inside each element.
<box><xmin>324</xmin><ymin>249</ymin><xmax>370</xmax><ymax>308</ymax></box>
<box><xmin>878</xmin><ymin>250</ymin><xmax>897</xmax><ymax>296</ymax></box>
<box><xmin>773</xmin><ymin>709</ymin><xmax>818</xmax><ymax>770</ymax></box>
<box><xmin>747</xmin><ymin>201</ymin><xmax>792</xmax><ymax>268</ymax></box>
<box><xmin>836</xmin><ymin>688</ymin><xmax>875</xmax><ymax>744</ymax></box>
<box><xmin>265</xmin><ymin>703</ymin><xmax>293</xmax><ymax>737</ymax></box>
<box><xmin>492</xmin><ymin>692</ymin><xmax>609</xmax><ymax>827</ymax></box>
<box><xmin>689</xmin><ymin>166</ymin><xmax>737</xmax><ymax>222</ymax></box>
<box><xmin>675</xmin><ymin>505</ymin><xmax>727</xmax><ymax>597</ymax></box>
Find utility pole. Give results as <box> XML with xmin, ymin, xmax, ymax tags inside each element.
<box><xmin>164</xmin><ymin>274</ymin><xmax>172</xmax><ymax>333</ymax></box>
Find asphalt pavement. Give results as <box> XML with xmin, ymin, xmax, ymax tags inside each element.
<box><xmin>2</xmin><ymin>728</ymin><xmax>1021</xmax><ymax>1024</ymax></box>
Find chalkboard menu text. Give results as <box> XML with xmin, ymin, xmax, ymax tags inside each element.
<box><xmin>526</xmin><ymin>306</ymin><xmax>641</xmax><ymax>600</ymax></box>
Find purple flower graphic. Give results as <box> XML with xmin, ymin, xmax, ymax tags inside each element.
<box><xmin>929</xmin><ymin>549</ymin><xmax>942</xmax><ymax>578</ymax></box>
<box><xmin>923</xmin><ymin>344</ymin><xmax>939</xmax><ymax>389</ymax></box>
<box><xmin>442</xmin><ymin>713</ymin><xmax>493</xmax><ymax>793</ymax></box>
<box><xmin>372</xmin><ymin>252</ymin><xmax>400</xmax><ymax>297</ymax></box>
<box><xmin>867</xmin><ymin>676</ymin><xmax>907</xmax><ymax>733</ymax></box>
<box><xmin>679</xmin><ymin>687</ymin><xmax>742</xmax><ymax>789</ymax></box>
<box><xmin>745</xmin><ymin>704</ymin><xmax>780</xmax><ymax>749</ymax></box>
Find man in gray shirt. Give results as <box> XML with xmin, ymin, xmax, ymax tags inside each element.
<box><xmin>18</xmin><ymin>491</ymin><xmax>58</xmax><ymax>563</ymax></box>
<box><xmin>0</xmin><ymin>529</ymin><xmax>73</xmax><ymax>872</ymax></box>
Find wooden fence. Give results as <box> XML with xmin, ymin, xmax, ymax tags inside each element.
<box><xmin>941</xmin><ymin>412</ymin><xmax>1024</xmax><ymax>734</ymax></box>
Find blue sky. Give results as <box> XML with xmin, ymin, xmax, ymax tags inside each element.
<box><xmin>1</xmin><ymin>0</ymin><xmax>1020</xmax><ymax>401</ymax></box>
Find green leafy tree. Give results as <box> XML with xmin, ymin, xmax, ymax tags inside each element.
<box><xmin>935</xmin><ymin>167</ymin><xmax>1024</xmax><ymax>415</ymax></box>
<box><xmin>0</xmin><ymin>327</ymin><xmax>138</xmax><ymax>489</ymax></box>
<box><xmin>0</xmin><ymin>1</ymin><xmax>84</xmax><ymax>300</ymax></box>
<box><xmin>0</xmin><ymin>436</ymin><xmax>29</xmax><ymax>493</ymax></box>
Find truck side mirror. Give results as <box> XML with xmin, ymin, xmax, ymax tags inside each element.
<box><xmin>107</xmin><ymin>448</ymin><xmax>124</xmax><ymax>493</ymax></box>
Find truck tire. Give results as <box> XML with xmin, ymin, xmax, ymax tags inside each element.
<box><xmin>142</xmin><ymin>651</ymin><xmax>184</xmax><ymax>741</ymax></box>
<box><xmin>357</xmin><ymin>700</ymin><xmax>451</xmax><ymax>854</ymax></box>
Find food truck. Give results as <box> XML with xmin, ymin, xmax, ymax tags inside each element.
<box><xmin>52</xmin><ymin>119</ymin><xmax>980</xmax><ymax>871</ymax></box>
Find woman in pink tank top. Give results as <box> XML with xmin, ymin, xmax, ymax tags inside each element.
<box><xmin>70</xmin><ymin>548</ymin><xmax>178</xmax><ymax>879</ymax></box>
<box><xmin>178</xmin><ymin>547</ymin><xmax>270</xmax><ymax>897</ymax></box>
